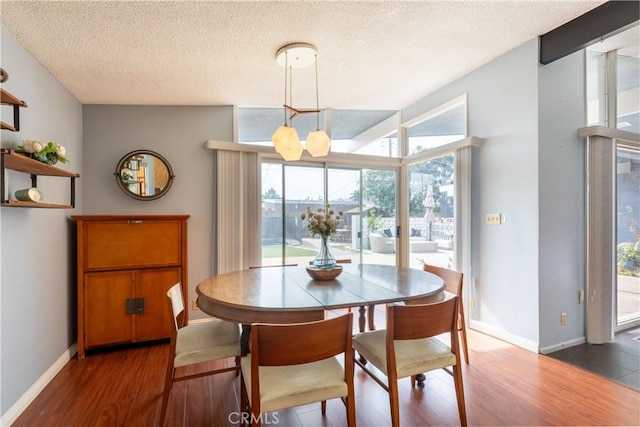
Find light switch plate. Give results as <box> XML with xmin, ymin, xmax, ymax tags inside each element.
<box><xmin>486</xmin><ymin>213</ymin><xmax>501</xmax><ymax>225</ymax></box>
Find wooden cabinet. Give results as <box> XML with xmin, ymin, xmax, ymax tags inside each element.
<box><xmin>72</xmin><ymin>215</ymin><xmax>189</xmax><ymax>358</ymax></box>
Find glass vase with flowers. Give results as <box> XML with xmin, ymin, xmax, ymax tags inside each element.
<box><xmin>301</xmin><ymin>204</ymin><xmax>343</xmax><ymax>269</ymax></box>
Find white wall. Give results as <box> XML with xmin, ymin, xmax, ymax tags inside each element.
<box><xmin>1</xmin><ymin>28</ymin><xmax>83</xmax><ymax>415</ymax></box>
<box><xmin>82</xmin><ymin>105</ymin><xmax>233</xmax><ymax>321</ymax></box>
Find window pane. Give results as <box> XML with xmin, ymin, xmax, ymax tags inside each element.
<box><xmin>239</xmin><ymin>107</ymin><xmax>321</xmax><ymax>146</ymax></box>
<box><xmin>617</xmin><ymin>54</ymin><xmax>640</xmax><ymax>133</ymax></box>
<box><xmin>327</xmin><ymin>168</ymin><xmax>361</xmax><ymax>264</ymax></box>
<box><xmin>330</xmin><ymin>110</ymin><xmax>396</xmax><ymax>140</ymax></box>
<box><xmin>361</xmin><ymin>168</ymin><xmax>397</xmax><ymax>265</ymax></box>
<box><xmin>261</xmin><ymin>163</ymin><xmax>284</xmax><ymax>265</ymax></box>
<box><xmin>586</xmin><ymin>50</ymin><xmax>606</xmax><ymax>127</ymax></box>
<box><xmin>353</xmin><ymin>133</ymin><xmax>399</xmax><ymax>157</ymax></box>
<box><xmin>408</xmin><ymin>103</ymin><xmax>465</xmax><ymax>155</ymax></box>
<box><xmin>262</xmin><ymin>163</ymin><xmax>326</xmax><ymax>266</ymax></box>
<box><xmin>284</xmin><ymin>166</ymin><xmax>324</xmax><ymax>266</ymax></box>
<box><xmin>408</xmin><ymin>154</ymin><xmax>455</xmax><ymax>270</ymax></box>
<box><xmin>238</xmin><ymin>107</ymin><xmax>396</xmax><ymax>155</ymax></box>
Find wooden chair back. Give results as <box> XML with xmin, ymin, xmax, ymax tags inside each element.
<box><xmin>387</xmin><ymin>296</ymin><xmax>458</xmax><ymax>342</ymax></box>
<box><xmin>422</xmin><ymin>263</ymin><xmax>462</xmax><ymax>296</ymax></box>
<box><xmin>243</xmin><ymin>313</ymin><xmax>355</xmax><ymax>426</ymax></box>
<box><xmin>422</xmin><ymin>263</ymin><xmax>469</xmax><ymax>364</ymax></box>
<box><xmin>251</xmin><ymin>313</ymin><xmax>354</xmax><ymax>366</ymax></box>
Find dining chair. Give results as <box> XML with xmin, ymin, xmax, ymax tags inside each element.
<box><xmin>240</xmin><ymin>313</ymin><xmax>356</xmax><ymax>427</ymax></box>
<box><xmin>160</xmin><ymin>283</ymin><xmax>241</xmax><ymax>426</ymax></box>
<box><xmin>352</xmin><ymin>296</ymin><xmax>467</xmax><ymax>427</ymax></box>
<box><xmin>422</xmin><ymin>263</ymin><xmax>469</xmax><ymax>364</ymax></box>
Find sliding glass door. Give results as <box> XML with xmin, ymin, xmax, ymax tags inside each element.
<box><xmin>260</xmin><ymin>162</ymin><xmax>397</xmax><ymax>266</ymax></box>
<box><xmin>616</xmin><ymin>143</ymin><xmax>640</xmax><ymax>328</ymax></box>
<box><xmin>326</xmin><ymin>168</ymin><xmax>360</xmax><ymax>264</ymax></box>
<box><xmin>407</xmin><ymin>153</ymin><xmax>456</xmax><ymax>270</ymax></box>
<box><xmin>360</xmin><ymin>168</ymin><xmax>397</xmax><ymax>265</ymax></box>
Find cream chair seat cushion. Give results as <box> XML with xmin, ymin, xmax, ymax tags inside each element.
<box><xmin>352</xmin><ymin>330</ymin><xmax>456</xmax><ymax>379</ymax></box>
<box><xmin>241</xmin><ymin>356</ymin><xmax>348</xmax><ymax>413</ymax></box>
<box><xmin>175</xmin><ymin>320</ymin><xmax>241</xmax><ymax>368</ymax></box>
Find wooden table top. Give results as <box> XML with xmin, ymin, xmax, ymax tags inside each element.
<box><xmin>196</xmin><ymin>264</ymin><xmax>445</xmax><ymax>325</ymax></box>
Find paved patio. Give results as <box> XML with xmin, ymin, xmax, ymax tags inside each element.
<box><xmin>287</xmin><ymin>237</ymin><xmax>453</xmax><ymax>270</ymax></box>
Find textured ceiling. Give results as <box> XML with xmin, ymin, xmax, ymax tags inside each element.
<box><xmin>1</xmin><ymin>1</ymin><xmax>608</xmax><ymax>110</ymax></box>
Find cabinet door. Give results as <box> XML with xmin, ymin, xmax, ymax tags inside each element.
<box><xmin>134</xmin><ymin>267</ymin><xmax>181</xmax><ymax>342</ymax></box>
<box><xmin>83</xmin><ymin>220</ymin><xmax>182</xmax><ymax>271</ymax></box>
<box><xmin>84</xmin><ymin>271</ymin><xmax>135</xmax><ymax>347</ymax></box>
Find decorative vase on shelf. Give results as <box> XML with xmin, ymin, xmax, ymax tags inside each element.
<box><xmin>313</xmin><ymin>235</ymin><xmax>337</xmax><ymax>269</ymax></box>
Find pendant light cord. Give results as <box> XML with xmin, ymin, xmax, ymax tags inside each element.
<box><xmin>315</xmin><ymin>54</ymin><xmax>320</xmax><ymax>131</ymax></box>
<box><xmin>283</xmin><ymin>51</ymin><xmax>288</xmax><ymax>126</ymax></box>
<box><xmin>289</xmin><ymin>65</ymin><xmax>293</xmax><ymax>127</ymax></box>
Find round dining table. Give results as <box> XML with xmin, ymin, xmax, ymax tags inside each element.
<box><xmin>196</xmin><ymin>264</ymin><xmax>445</xmax><ymax>355</ymax></box>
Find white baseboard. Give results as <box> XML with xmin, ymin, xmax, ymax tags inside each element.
<box><xmin>539</xmin><ymin>336</ymin><xmax>586</xmax><ymax>354</ymax></box>
<box><xmin>1</xmin><ymin>343</ymin><xmax>77</xmax><ymax>427</ymax></box>
<box><xmin>470</xmin><ymin>320</ymin><xmax>539</xmax><ymax>353</ymax></box>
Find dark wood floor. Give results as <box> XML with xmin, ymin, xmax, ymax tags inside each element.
<box><xmin>13</xmin><ymin>314</ymin><xmax>640</xmax><ymax>427</ymax></box>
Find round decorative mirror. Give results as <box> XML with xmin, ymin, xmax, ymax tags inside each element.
<box><xmin>114</xmin><ymin>150</ymin><xmax>174</xmax><ymax>200</ymax></box>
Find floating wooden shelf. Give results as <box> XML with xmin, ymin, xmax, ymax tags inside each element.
<box><xmin>1</xmin><ymin>88</ymin><xmax>27</xmax><ymax>132</ymax></box>
<box><xmin>4</xmin><ymin>200</ymin><xmax>73</xmax><ymax>209</ymax></box>
<box><xmin>1</xmin><ymin>148</ymin><xmax>80</xmax><ymax>208</ymax></box>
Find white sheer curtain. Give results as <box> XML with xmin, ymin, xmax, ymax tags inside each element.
<box><xmin>213</xmin><ymin>150</ymin><xmax>261</xmax><ymax>274</ymax></box>
<box><xmin>455</xmin><ymin>144</ymin><xmax>472</xmax><ymax>305</ymax></box>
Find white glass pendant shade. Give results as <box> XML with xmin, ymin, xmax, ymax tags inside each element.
<box><xmin>272</xmin><ymin>125</ymin><xmax>303</xmax><ymax>161</ymax></box>
<box><xmin>305</xmin><ymin>130</ymin><xmax>331</xmax><ymax>157</ymax></box>
<box><xmin>272</xmin><ymin>125</ymin><xmax>298</xmax><ymax>153</ymax></box>
<box><xmin>280</xmin><ymin>140</ymin><xmax>304</xmax><ymax>161</ymax></box>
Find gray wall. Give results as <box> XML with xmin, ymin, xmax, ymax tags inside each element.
<box><xmin>82</xmin><ymin>104</ymin><xmax>233</xmax><ymax>321</ymax></box>
<box><xmin>1</xmin><ymin>28</ymin><xmax>83</xmax><ymax>414</ymax></box>
<box><xmin>83</xmin><ymin>105</ymin><xmax>233</xmax><ymax>319</ymax></box>
<box><xmin>538</xmin><ymin>50</ymin><xmax>586</xmax><ymax>350</ymax></box>
<box><xmin>404</xmin><ymin>39</ymin><xmax>542</xmax><ymax>347</ymax></box>
<box><xmin>404</xmin><ymin>39</ymin><xmax>589</xmax><ymax>351</ymax></box>
<box><xmin>1</xmin><ymin>27</ymin><xmax>232</xmax><ymax>416</ymax></box>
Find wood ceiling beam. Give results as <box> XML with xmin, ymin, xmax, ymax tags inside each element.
<box><xmin>539</xmin><ymin>1</ymin><xmax>639</xmax><ymax>65</ymax></box>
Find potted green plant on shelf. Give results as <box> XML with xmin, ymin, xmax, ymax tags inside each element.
<box><xmin>15</xmin><ymin>140</ymin><xmax>69</xmax><ymax>165</ymax></box>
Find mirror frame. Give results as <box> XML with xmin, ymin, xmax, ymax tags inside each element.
<box><xmin>114</xmin><ymin>150</ymin><xmax>175</xmax><ymax>201</ymax></box>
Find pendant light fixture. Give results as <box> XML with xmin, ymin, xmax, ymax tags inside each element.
<box><xmin>271</xmin><ymin>43</ymin><xmax>331</xmax><ymax>160</ymax></box>
<box><xmin>305</xmin><ymin>53</ymin><xmax>331</xmax><ymax>157</ymax></box>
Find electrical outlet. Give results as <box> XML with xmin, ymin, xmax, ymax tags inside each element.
<box><xmin>469</xmin><ymin>298</ymin><xmax>475</xmax><ymax>310</ymax></box>
<box><xmin>485</xmin><ymin>213</ymin><xmax>501</xmax><ymax>225</ymax></box>
<box><xmin>472</xmin><ymin>278</ymin><xmax>478</xmax><ymax>290</ymax></box>
<box><xmin>561</xmin><ymin>312</ymin><xmax>567</xmax><ymax>325</ymax></box>
<box><xmin>192</xmin><ymin>298</ymin><xmax>199</xmax><ymax>311</ymax></box>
